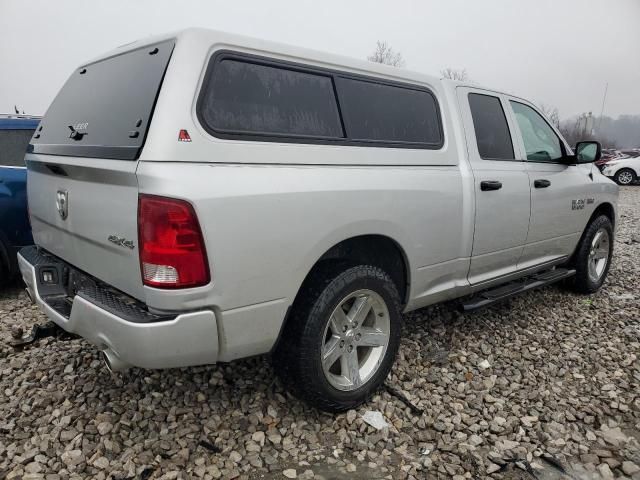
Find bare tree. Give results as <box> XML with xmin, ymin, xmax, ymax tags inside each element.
<box><xmin>367</xmin><ymin>41</ymin><xmax>405</xmax><ymax>67</ymax></box>
<box><xmin>558</xmin><ymin>116</ymin><xmax>618</xmax><ymax>149</ymax></box>
<box><xmin>539</xmin><ymin>104</ymin><xmax>560</xmax><ymax>129</ymax></box>
<box><xmin>595</xmin><ymin>114</ymin><xmax>640</xmax><ymax>148</ymax></box>
<box><xmin>559</xmin><ymin>121</ymin><xmax>581</xmax><ymax>146</ymax></box>
<box><xmin>441</xmin><ymin>68</ymin><xmax>468</xmax><ymax>81</ymax></box>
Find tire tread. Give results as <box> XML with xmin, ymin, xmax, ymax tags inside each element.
<box><xmin>273</xmin><ymin>264</ymin><xmax>401</xmax><ymax>412</ymax></box>
<box><xmin>569</xmin><ymin>215</ymin><xmax>613</xmax><ymax>293</ymax></box>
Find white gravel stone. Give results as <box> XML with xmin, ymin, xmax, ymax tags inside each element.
<box><xmin>346</xmin><ymin>409</ymin><xmax>357</xmax><ymax>424</ymax></box>
<box><xmin>622</xmin><ymin>461</ymin><xmax>640</xmax><ymax>475</ymax></box>
<box><xmin>520</xmin><ymin>416</ymin><xmax>538</xmax><ymax>427</ymax></box>
<box><xmin>362</xmin><ymin>410</ymin><xmax>388</xmax><ymax>430</ymax></box>
<box><xmin>597</xmin><ymin>463</ymin><xmax>615</xmax><ymax>479</ymax></box>
<box><xmin>93</xmin><ymin>456</ymin><xmax>110</xmax><ymax>470</ymax></box>
<box><xmin>60</xmin><ymin>449</ymin><xmax>84</xmax><ymax>466</ymax></box>
<box><xmin>229</xmin><ymin>451</ymin><xmax>242</xmax><ymax>464</ymax></box>
<box><xmin>252</xmin><ymin>431</ymin><xmax>266</xmax><ymax>446</ymax></box>
<box><xmin>24</xmin><ymin>462</ymin><xmax>43</xmax><ymax>474</ymax></box>
<box><xmin>96</xmin><ymin>421</ymin><xmax>112</xmax><ymax>436</ymax></box>
<box><xmin>600</xmin><ymin>426</ymin><xmax>629</xmax><ymax>447</ymax></box>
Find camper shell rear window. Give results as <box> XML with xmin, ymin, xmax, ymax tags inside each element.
<box><xmin>29</xmin><ymin>40</ymin><xmax>175</xmax><ymax>160</ymax></box>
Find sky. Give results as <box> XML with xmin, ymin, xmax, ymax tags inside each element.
<box><xmin>1</xmin><ymin>0</ymin><xmax>639</xmax><ymax>121</ymax></box>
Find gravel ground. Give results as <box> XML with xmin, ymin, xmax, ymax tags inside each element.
<box><xmin>1</xmin><ymin>186</ymin><xmax>638</xmax><ymax>480</ymax></box>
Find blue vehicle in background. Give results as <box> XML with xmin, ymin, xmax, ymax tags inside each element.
<box><xmin>0</xmin><ymin>114</ymin><xmax>40</xmax><ymax>285</ymax></box>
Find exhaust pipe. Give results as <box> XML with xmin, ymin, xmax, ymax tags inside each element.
<box><xmin>101</xmin><ymin>349</ymin><xmax>131</xmax><ymax>372</ymax></box>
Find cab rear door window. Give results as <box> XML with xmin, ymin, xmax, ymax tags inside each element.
<box><xmin>468</xmin><ymin>93</ymin><xmax>515</xmax><ymax>160</ymax></box>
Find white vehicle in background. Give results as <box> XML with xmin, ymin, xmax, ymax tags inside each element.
<box><xmin>602</xmin><ymin>155</ymin><xmax>640</xmax><ymax>185</ymax></box>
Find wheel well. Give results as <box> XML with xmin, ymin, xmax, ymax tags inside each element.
<box><xmin>590</xmin><ymin>202</ymin><xmax>615</xmax><ymax>230</ymax></box>
<box><xmin>312</xmin><ymin>235</ymin><xmax>410</xmax><ymax>305</ymax></box>
<box><xmin>563</xmin><ymin>202</ymin><xmax>615</xmax><ymax>269</ymax></box>
<box><xmin>270</xmin><ymin>235</ymin><xmax>409</xmax><ymax>356</ymax></box>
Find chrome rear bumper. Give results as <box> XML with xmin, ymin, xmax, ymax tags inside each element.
<box><xmin>18</xmin><ymin>247</ymin><xmax>219</xmax><ymax>369</ymax></box>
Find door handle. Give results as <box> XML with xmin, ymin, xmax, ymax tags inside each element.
<box><xmin>480</xmin><ymin>180</ymin><xmax>502</xmax><ymax>191</ymax></box>
<box><xmin>534</xmin><ymin>179</ymin><xmax>551</xmax><ymax>188</ymax></box>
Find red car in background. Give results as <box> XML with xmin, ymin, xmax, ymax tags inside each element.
<box><xmin>595</xmin><ymin>149</ymin><xmax>639</xmax><ymax>170</ymax></box>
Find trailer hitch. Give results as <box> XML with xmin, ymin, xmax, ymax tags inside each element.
<box><xmin>10</xmin><ymin>321</ymin><xmax>76</xmax><ymax>349</ymax></box>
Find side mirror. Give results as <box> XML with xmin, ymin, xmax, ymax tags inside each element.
<box><xmin>574</xmin><ymin>141</ymin><xmax>601</xmax><ymax>163</ymax></box>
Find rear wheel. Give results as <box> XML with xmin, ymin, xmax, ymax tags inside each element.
<box><xmin>614</xmin><ymin>168</ymin><xmax>636</xmax><ymax>185</ymax></box>
<box><xmin>273</xmin><ymin>264</ymin><xmax>402</xmax><ymax>412</ymax></box>
<box><xmin>568</xmin><ymin>215</ymin><xmax>613</xmax><ymax>293</ymax></box>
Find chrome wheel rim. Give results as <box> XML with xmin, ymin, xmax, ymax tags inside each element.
<box><xmin>618</xmin><ymin>171</ymin><xmax>633</xmax><ymax>185</ymax></box>
<box><xmin>321</xmin><ymin>289</ymin><xmax>390</xmax><ymax>391</ymax></box>
<box><xmin>588</xmin><ymin>228</ymin><xmax>610</xmax><ymax>282</ymax></box>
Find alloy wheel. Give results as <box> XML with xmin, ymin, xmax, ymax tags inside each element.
<box><xmin>321</xmin><ymin>289</ymin><xmax>390</xmax><ymax>391</ymax></box>
<box><xmin>617</xmin><ymin>171</ymin><xmax>634</xmax><ymax>185</ymax></box>
<box><xmin>588</xmin><ymin>228</ymin><xmax>610</xmax><ymax>282</ymax></box>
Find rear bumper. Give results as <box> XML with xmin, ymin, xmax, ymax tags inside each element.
<box><xmin>18</xmin><ymin>246</ymin><xmax>219</xmax><ymax>369</ymax></box>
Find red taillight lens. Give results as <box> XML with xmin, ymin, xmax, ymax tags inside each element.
<box><xmin>138</xmin><ymin>195</ymin><xmax>210</xmax><ymax>289</ymax></box>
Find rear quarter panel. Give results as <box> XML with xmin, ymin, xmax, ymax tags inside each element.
<box><xmin>136</xmin><ymin>160</ymin><xmax>469</xmax><ymax>314</ymax></box>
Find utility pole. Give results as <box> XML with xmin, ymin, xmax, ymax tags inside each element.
<box><xmin>598</xmin><ymin>82</ymin><xmax>608</xmax><ymax>132</ymax></box>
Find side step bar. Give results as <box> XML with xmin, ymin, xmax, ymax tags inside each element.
<box><xmin>461</xmin><ymin>268</ymin><xmax>576</xmax><ymax>312</ymax></box>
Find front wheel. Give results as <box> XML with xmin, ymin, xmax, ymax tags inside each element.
<box><xmin>273</xmin><ymin>265</ymin><xmax>402</xmax><ymax>412</ymax></box>
<box><xmin>614</xmin><ymin>168</ymin><xmax>636</xmax><ymax>185</ymax></box>
<box><xmin>569</xmin><ymin>215</ymin><xmax>614</xmax><ymax>293</ymax></box>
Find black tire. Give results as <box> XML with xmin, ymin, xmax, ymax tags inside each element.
<box><xmin>614</xmin><ymin>168</ymin><xmax>636</xmax><ymax>185</ymax></box>
<box><xmin>568</xmin><ymin>215</ymin><xmax>613</xmax><ymax>293</ymax></box>
<box><xmin>273</xmin><ymin>264</ymin><xmax>402</xmax><ymax>412</ymax></box>
<box><xmin>0</xmin><ymin>262</ymin><xmax>7</xmax><ymax>288</ymax></box>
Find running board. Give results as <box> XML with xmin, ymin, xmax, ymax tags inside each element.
<box><xmin>461</xmin><ymin>268</ymin><xmax>576</xmax><ymax>312</ymax></box>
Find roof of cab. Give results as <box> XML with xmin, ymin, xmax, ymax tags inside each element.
<box><xmin>0</xmin><ymin>115</ymin><xmax>41</xmax><ymax>130</ymax></box>
<box><xmin>85</xmin><ymin>28</ymin><xmax>444</xmax><ymax>88</ymax></box>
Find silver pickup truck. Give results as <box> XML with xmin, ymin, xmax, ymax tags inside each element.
<box><xmin>18</xmin><ymin>29</ymin><xmax>618</xmax><ymax>412</ymax></box>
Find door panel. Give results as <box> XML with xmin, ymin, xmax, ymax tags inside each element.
<box><xmin>468</xmin><ymin>165</ymin><xmax>531</xmax><ymax>283</ymax></box>
<box><xmin>457</xmin><ymin>87</ymin><xmax>531</xmax><ymax>285</ymax></box>
<box><xmin>519</xmin><ymin>162</ymin><xmax>590</xmax><ymax>268</ymax></box>
<box><xmin>504</xmin><ymin>98</ymin><xmax>591</xmax><ymax>268</ymax></box>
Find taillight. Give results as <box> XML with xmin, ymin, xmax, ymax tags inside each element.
<box><xmin>138</xmin><ymin>195</ymin><xmax>210</xmax><ymax>289</ymax></box>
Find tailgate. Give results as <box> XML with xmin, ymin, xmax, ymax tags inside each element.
<box><xmin>27</xmin><ymin>155</ymin><xmax>144</xmax><ymax>300</ymax></box>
